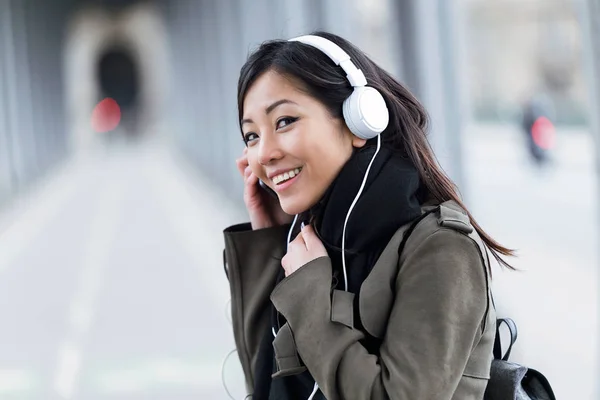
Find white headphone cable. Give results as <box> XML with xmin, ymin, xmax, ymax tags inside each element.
<box><xmin>305</xmin><ymin>137</ymin><xmax>381</xmax><ymax>400</ymax></box>
<box><xmin>287</xmin><ymin>213</ymin><xmax>300</xmax><ymax>249</ymax></box>
<box><xmin>220</xmin><ymin>202</ymin><xmax>311</xmax><ymax>398</ymax></box>
<box><xmin>273</xmin><ymin>213</ymin><xmax>299</xmax><ymax>340</ymax></box>
<box><xmin>341</xmin><ymin>134</ymin><xmax>382</xmax><ymax>291</ymax></box>
<box><xmin>307</xmin><ymin>381</ymin><xmax>320</xmax><ymax>400</ymax></box>
<box><xmin>221</xmin><ymin>348</ymin><xmax>239</xmax><ymax>400</ymax></box>
<box><xmin>224</xmin><ymin>298</ymin><xmax>232</xmax><ymax>325</ymax></box>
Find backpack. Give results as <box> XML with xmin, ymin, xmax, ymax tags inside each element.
<box><xmin>401</xmin><ymin>202</ymin><xmax>557</xmax><ymax>400</ymax></box>
<box><xmin>484</xmin><ymin>317</ymin><xmax>557</xmax><ymax>400</ymax></box>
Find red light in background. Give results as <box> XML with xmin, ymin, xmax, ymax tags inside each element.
<box><xmin>91</xmin><ymin>98</ymin><xmax>121</xmax><ymax>133</ymax></box>
<box><xmin>531</xmin><ymin>116</ymin><xmax>556</xmax><ymax>150</ymax></box>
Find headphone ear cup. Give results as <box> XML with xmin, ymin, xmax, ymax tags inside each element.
<box><xmin>343</xmin><ymin>86</ymin><xmax>390</xmax><ymax>140</ymax></box>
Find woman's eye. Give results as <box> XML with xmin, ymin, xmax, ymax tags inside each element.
<box><xmin>244</xmin><ymin>132</ymin><xmax>259</xmax><ymax>144</ymax></box>
<box><xmin>276</xmin><ymin>117</ymin><xmax>298</xmax><ymax>130</ymax></box>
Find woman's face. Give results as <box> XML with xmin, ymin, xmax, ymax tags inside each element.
<box><xmin>242</xmin><ymin>70</ymin><xmax>366</xmax><ymax>215</ymax></box>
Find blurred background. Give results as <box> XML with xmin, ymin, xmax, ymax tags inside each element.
<box><xmin>0</xmin><ymin>0</ymin><xmax>599</xmax><ymax>398</ymax></box>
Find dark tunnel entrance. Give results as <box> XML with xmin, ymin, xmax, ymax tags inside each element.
<box><xmin>96</xmin><ymin>45</ymin><xmax>141</xmax><ymax>138</ymax></box>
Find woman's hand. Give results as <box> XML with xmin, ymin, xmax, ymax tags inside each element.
<box><xmin>281</xmin><ymin>224</ymin><xmax>328</xmax><ymax>277</ymax></box>
<box><xmin>236</xmin><ymin>147</ymin><xmax>294</xmax><ymax>230</ymax></box>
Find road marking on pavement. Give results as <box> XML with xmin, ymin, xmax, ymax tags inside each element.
<box><xmin>54</xmin><ymin>169</ymin><xmax>125</xmax><ymax>399</ymax></box>
<box><xmin>0</xmin><ymin>368</ymin><xmax>38</xmax><ymax>395</ymax></box>
<box><xmin>54</xmin><ymin>341</ymin><xmax>82</xmax><ymax>399</ymax></box>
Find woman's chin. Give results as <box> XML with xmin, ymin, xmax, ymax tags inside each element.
<box><xmin>280</xmin><ymin>197</ymin><xmax>312</xmax><ymax>216</ymax></box>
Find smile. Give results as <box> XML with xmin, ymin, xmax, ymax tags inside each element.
<box><xmin>272</xmin><ymin>167</ymin><xmax>302</xmax><ymax>185</ymax></box>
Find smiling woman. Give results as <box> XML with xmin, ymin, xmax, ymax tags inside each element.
<box><xmin>240</xmin><ymin>70</ymin><xmax>366</xmax><ymax>216</ymax></box>
<box><xmin>223</xmin><ymin>31</ymin><xmax>516</xmax><ymax>400</ymax></box>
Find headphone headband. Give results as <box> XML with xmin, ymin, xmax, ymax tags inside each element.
<box><xmin>288</xmin><ymin>35</ymin><xmax>367</xmax><ymax>87</ymax></box>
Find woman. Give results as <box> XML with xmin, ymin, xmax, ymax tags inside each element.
<box><xmin>223</xmin><ymin>31</ymin><xmax>514</xmax><ymax>400</ymax></box>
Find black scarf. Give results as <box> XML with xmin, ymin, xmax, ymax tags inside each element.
<box><xmin>253</xmin><ymin>145</ymin><xmax>423</xmax><ymax>400</ymax></box>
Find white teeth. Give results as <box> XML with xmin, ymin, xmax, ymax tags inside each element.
<box><xmin>273</xmin><ymin>168</ymin><xmax>302</xmax><ymax>184</ymax></box>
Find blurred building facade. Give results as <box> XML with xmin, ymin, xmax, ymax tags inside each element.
<box><xmin>6</xmin><ymin>0</ymin><xmax>459</xmax><ymax>207</ymax></box>
<box><xmin>2</xmin><ymin>0</ymin><xmax>598</xmax><ymax>207</ymax></box>
<box><xmin>466</xmin><ymin>0</ymin><xmax>590</xmax><ymax>125</ymax></box>
<box><xmin>0</xmin><ymin>0</ymin><xmax>75</xmax><ymax>206</ymax></box>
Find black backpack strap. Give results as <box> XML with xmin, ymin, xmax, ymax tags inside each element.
<box><xmin>397</xmin><ymin>206</ymin><xmax>439</xmax><ymax>257</ymax></box>
<box><xmin>493</xmin><ymin>318</ymin><xmax>518</xmax><ymax>361</ymax></box>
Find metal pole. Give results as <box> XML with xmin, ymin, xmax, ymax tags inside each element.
<box><xmin>0</xmin><ymin>1</ymin><xmax>17</xmax><ymax>200</ymax></box>
<box><xmin>437</xmin><ymin>0</ymin><xmax>468</xmax><ymax>202</ymax></box>
<box><xmin>23</xmin><ymin>0</ymin><xmax>45</xmax><ymax>172</ymax></box>
<box><xmin>1</xmin><ymin>0</ymin><xmax>22</xmax><ymax>193</ymax></box>
<box><xmin>392</xmin><ymin>0</ymin><xmax>467</xmax><ymax>200</ymax></box>
<box><xmin>574</xmin><ymin>0</ymin><xmax>600</xmax><ymax>398</ymax></box>
<box><xmin>11</xmin><ymin>0</ymin><xmax>37</xmax><ymax>181</ymax></box>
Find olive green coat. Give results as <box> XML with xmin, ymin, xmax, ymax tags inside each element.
<box><xmin>223</xmin><ymin>200</ymin><xmax>495</xmax><ymax>399</ymax></box>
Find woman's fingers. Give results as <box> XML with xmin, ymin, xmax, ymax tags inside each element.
<box><xmin>247</xmin><ymin>170</ymin><xmax>258</xmax><ymax>186</ymax></box>
<box><xmin>238</xmin><ymin>150</ymin><xmax>263</xmax><ymax>202</ymax></box>
<box><xmin>236</xmin><ymin>152</ymin><xmax>249</xmax><ymax>177</ymax></box>
<box><xmin>246</xmin><ymin>172</ymin><xmax>261</xmax><ymax>201</ymax></box>
<box><xmin>236</xmin><ymin>157</ymin><xmax>247</xmax><ymax>177</ymax></box>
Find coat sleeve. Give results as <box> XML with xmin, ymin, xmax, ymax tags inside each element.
<box><xmin>223</xmin><ymin>222</ymin><xmax>290</xmax><ymax>392</ymax></box>
<box><xmin>270</xmin><ymin>228</ymin><xmax>489</xmax><ymax>400</ymax></box>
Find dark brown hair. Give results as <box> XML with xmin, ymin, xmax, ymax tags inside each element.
<box><xmin>237</xmin><ymin>31</ymin><xmax>515</xmax><ymax>271</ymax></box>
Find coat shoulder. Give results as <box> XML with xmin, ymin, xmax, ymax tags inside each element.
<box><xmin>360</xmin><ymin>200</ymin><xmax>491</xmax><ymax>339</ymax></box>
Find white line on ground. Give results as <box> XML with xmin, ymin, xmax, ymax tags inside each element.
<box><xmin>0</xmin><ymin>368</ymin><xmax>37</xmax><ymax>394</ymax></box>
<box><xmin>54</xmin><ymin>166</ymin><xmax>125</xmax><ymax>399</ymax></box>
<box><xmin>54</xmin><ymin>341</ymin><xmax>82</xmax><ymax>399</ymax></box>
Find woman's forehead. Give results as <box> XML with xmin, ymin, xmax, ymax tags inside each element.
<box><xmin>243</xmin><ymin>72</ymin><xmax>307</xmax><ymax>115</ymax></box>
<box><xmin>247</xmin><ymin>71</ymin><xmax>300</xmax><ymax>99</ymax></box>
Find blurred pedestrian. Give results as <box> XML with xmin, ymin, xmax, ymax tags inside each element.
<box><xmin>520</xmin><ymin>94</ymin><xmax>556</xmax><ymax>167</ymax></box>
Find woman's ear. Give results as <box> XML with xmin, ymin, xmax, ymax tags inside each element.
<box><xmin>352</xmin><ymin>135</ymin><xmax>367</xmax><ymax>148</ymax></box>
<box><xmin>341</xmin><ymin>123</ymin><xmax>367</xmax><ymax>148</ymax></box>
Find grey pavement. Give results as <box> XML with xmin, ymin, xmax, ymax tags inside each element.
<box><xmin>463</xmin><ymin>122</ymin><xmax>598</xmax><ymax>400</ymax></box>
<box><xmin>0</xmin><ymin>142</ymin><xmax>248</xmax><ymax>399</ymax></box>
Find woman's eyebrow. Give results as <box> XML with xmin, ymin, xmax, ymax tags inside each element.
<box><xmin>241</xmin><ymin>99</ymin><xmax>298</xmax><ymax>126</ymax></box>
<box><xmin>265</xmin><ymin>99</ymin><xmax>297</xmax><ymax>115</ymax></box>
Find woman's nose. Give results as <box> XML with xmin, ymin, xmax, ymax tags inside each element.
<box><xmin>257</xmin><ymin>135</ymin><xmax>283</xmax><ymax>165</ymax></box>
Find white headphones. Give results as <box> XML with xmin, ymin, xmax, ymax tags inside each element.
<box><xmin>288</xmin><ymin>35</ymin><xmax>390</xmax><ymax>140</ymax></box>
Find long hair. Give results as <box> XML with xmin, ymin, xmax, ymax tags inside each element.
<box><xmin>237</xmin><ymin>31</ymin><xmax>515</xmax><ymax>271</ymax></box>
